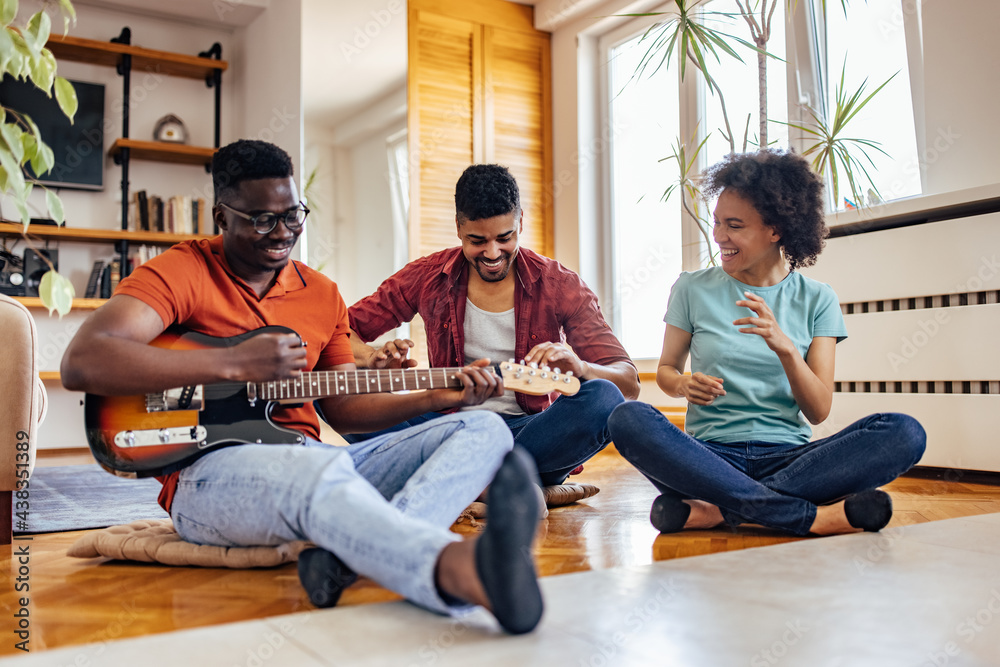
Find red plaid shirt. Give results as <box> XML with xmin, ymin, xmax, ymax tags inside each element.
<box><xmin>349</xmin><ymin>247</ymin><xmax>634</xmax><ymax>415</ymax></box>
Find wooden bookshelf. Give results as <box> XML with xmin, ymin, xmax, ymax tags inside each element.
<box><xmin>108</xmin><ymin>139</ymin><xmax>216</xmax><ymax>166</ymax></box>
<box><xmin>46</xmin><ymin>34</ymin><xmax>228</xmax><ymax>80</ymax></box>
<box><xmin>0</xmin><ymin>222</ymin><xmax>213</xmax><ymax>245</ymax></box>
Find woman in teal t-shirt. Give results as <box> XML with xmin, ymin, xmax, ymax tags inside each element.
<box><xmin>609</xmin><ymin>150</ymin><xmax>926</xmax><ymax>537</ymax></box>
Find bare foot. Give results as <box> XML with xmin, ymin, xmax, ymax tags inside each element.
<box><xmin>809</xmin><ymin>501</ymin><xmax>859</xmax><ymax>536</ymax></box>
<box><xmin>683</xmin><ymin>499</ymin><xmax>725</xmax><ymax>530</ymax></box>
<box><xmin>435</xmin><ymin>539</ymin><xmax>489</xmax><ymax>607</ymax></box>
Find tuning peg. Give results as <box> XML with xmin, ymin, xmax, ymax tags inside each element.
<box><xmin>553</xmin><ymin>368</ymin><xmax>561</xmax><ymax>375</ymax></box>
<box><xmin>529</xmin><ymin>361</ymin><xmax>539</xmax><ymax>369</ymax></box>
<box><xmin>529</xmin><ymin>369</ymin><xmax>536</xmax><ymax>376</ymax></box>
<box><xmin>508</xmin><ymin>358</ymin><xmax>515</xmax><ymax>363</ymax></box>
<box><xmin>540</xmin><ymin>372</ymin><xmax>548</xmax><ymax>378</ymax></box>
<box><xmin>542</xmin><ymin>365</ymin><xmax>551</xmax><ymax>372</ymax></box>
<box><xmin>563</xmin><ymin>377</ymin><xmax>572</xmax><ymax>384</ymax></box>
<box><xmin>566</xmin><ymin>370</ymin><xmax>574</xmax><ymax>377</ymax></box>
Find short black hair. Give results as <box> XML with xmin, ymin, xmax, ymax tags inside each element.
<box><xmin>703</xmin><ymin>149</ymin><xmax>827</xmax><ymax>270</ymax></box>
<box><xmin>212</xmin><ymin>139</ymin><xmax>294</xmax><ymax>204</ymax></box>
<box><xmin>455</xmin><ymin>164</ymin><xmax>520</xmax><ymax>223</ymax></box>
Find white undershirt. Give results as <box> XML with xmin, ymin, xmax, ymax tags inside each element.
<box><xmin>460</xmin><ymin>298</ymin><xmax>524</xmax><ymax>416</ymax></box>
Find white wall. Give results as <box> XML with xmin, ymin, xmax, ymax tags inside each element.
<box><xmin>344</xmin><ymin>123</ymin><xmax>404</xmax><ymax>303</ymax></box>
<box><xmin>917</xmin><ymin>0</ymin><xmax>1000</xmax><ymax>195</ymax></box>
<box><xmin>239</xmin><ymin>0</ymin><xmax>304</xmax><ymax>183</ymax></box>
<box><xmin>8</xmin><ymin>1</ymin><xmax>306</xmax><ymax>449</ymax></box>
<box><xmin>304</xmin><ymin>88</ymin><xmax>405</xmax><ymax>306</ymax></box>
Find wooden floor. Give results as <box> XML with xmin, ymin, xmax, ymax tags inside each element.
<box><xmin>3</xmin><ymin>447</ymin><xmax>1000</xmax><ymax>656</ymax></box>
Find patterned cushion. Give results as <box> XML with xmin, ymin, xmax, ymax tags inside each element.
<box><xmin>67</xmin><ymin>518</ymin><xmax>310</xmax><ymax>568</ymax></box>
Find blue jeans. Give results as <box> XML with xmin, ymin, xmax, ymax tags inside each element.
<box><xmin>343</xmin><ymin>378</ymin><xmax>625</xmax><ymax>485</ymax></box>
<box><xmin>169</xmin><ymin>411</ymin><xmax>513</xmax><ymax>614</ymax></box>
<box><xmin>608</xmin><ymin>402</ymin><xmax>926</xmax><ymax>536</ymax></box>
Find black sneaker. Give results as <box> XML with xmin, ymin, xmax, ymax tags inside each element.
<box><xmin>297</xmin><ymin>548</ymin><xmax>359</xmax><ymax>608</ymax></box>
<box><xmin>650</xmin><ymin>494</ymin><xmax>691</xmax><ymax>534</ymax></box>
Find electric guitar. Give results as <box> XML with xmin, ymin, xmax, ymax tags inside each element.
<box><xmin>84</xmin><ymin>326</ymin><xmax>581</xmax><ymax>477</ymax></box>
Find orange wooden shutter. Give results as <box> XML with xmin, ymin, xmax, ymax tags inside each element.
<box><xmin>408</xmin><ymin>0</ymin><xmax>553</xmax><ymax>260</ymax></box>
<box><xmin>483</xmin><ymin>25</ymin><xmax>553</xmax><ymax>257</ymax></box>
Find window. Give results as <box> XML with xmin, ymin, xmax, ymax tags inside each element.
<box><xmin>700</xmin><ymin>0</ymin><xmax>789</xmax><ymax>265</ymax></box>
<box><xmin>602</xmin><ymin>2</ymin><xmax>787</xmax><ymax>359</ymax></box>
<box><xmin>598</xmin><ymin>1</ymin><xmax>922</xmax><ymax>358</ymax></box>
<box><xmin>386</xmin><ymin>128</ymin><xmax>410</xmax><ymax>274</ymax></box>
<box><xmin>386</xmin><ymin>128</ymin><xmax>410</xmax><ymax>340</ymax></box>
<box><xmin>605</xmin><ymin>20</ymin><xmax>682</xmax><ymax>360</ymax></box>
<box><xmin>816</xmin><ymin>0</ymin><xmax>921</xmax><ymax>208</ymax></box>
<box><xmin>703</xmin><ymin>0</ymin><xmax>788</xmax><ymax>164</ymax></box>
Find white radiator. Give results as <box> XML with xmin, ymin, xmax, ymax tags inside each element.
<box><xmin>802</xmin><ymin>209</ymin><xmax>1000</xmax><ymax>472</ymax></box>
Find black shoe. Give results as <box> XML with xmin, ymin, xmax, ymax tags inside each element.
<box><xmin>297</xmin><ymin>548</ymin><xmax>358</xmax><ymax>608</ymax></box>
<box><xmin>475</xmin><ymin>446</ymin><xmax>544</xmax><ymax>634</ymax></box>
<box><xmin>650</xmin><ymin>495</ymin><xmax>691</xmax><ymax>534</ymax></box>
<box><xmin>844</xmin><ymin>489</ymin><xmax>893</xmax><ymax>532</ymax></box>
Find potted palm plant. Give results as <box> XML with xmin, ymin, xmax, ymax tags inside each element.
<box><xmin>629</xmin><ymin>0</ymin><xmax>894</xmax><ymax>264</ymax></box>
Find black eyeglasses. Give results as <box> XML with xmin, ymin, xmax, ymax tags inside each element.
<box><xmin>218</xmin><ymin>201</ymin><xmax>310</xmax><ymax>234</ymax></box>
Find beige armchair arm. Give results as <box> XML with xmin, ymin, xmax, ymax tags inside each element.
<box><xmin>0</xmin><ymin>294</ymin><xmax>47</xmax><ymax>544</ymax></box>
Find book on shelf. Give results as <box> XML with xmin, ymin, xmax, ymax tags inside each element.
<box><xmin>129</xmin><ymin>244</ymin><xmax>163</xmax><ymax>270</ymax></box>
<box><xmin>97</xmin><ymin>259</ymin><xmax>122</xmax><ymax>299</ymax></box>
<box><xmin>164</xmin><ymin>197</ymin><xmax>174</xmax><ymax>233</ymax></box>
<box><xmin>194</xmin><ymin>197</ymin><xmax>215</xmax><ymax>234</ymax></box>
<box><xmin>99</xmin><ymin>263</ymin><xmax>111</xmax><ymax>298</ymax></box>
<box><xmin>84</xmin><ymin>260</ymin><xmax>107</xmax><ymax>298</ymax></box>
<box><xmin>151</xmin><ymin>196</ymin><xmax>164</xmax><ymax>232</ymax></box>
<box><xmin>137</xmin><ymin>190</ymin><xmax>149</xmax><ymax>231</ymax></box>
<box><xmin>108</xmin><ymin>259</ymin><xmax>121</xmax><ymax>295</ymax></box>
<box><xmin>127</xmin><ymin>192</ymin><xmax>209</xmax><ymax>237</ymax></box>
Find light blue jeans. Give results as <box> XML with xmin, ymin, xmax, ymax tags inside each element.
<box><xmin>169</xmin><ymin>411</ymin><xmax>513</xmax><ymax>614</ymax></box>
<box><xmin>345</xmin><ymin>378</ymin><xmax>626</xmax><ymax>485</ymax></box>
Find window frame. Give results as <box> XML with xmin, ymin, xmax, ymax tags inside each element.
<box><xmin>598</xmin><ymin>7</ymin><xmax>701</xmax><ymax>348</ymax></box>
<box><xmin>592</xmin><ymin>0</ymin><xmax>923</xmax><ymax>359</ymax></box>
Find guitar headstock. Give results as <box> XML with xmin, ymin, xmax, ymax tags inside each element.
<box><xmin>498</xmin><ymin>360</ymin><xmax>581</xmax><ymax>396</ymax></box>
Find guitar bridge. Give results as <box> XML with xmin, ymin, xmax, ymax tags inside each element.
<box><xmin>146</xmin><ymin>386</ymin><xmax>204</xmax><ymax>412</ymax></box>
<box><xmin>114</xmin><ymin>426</ymin><xmax>208</xmax><ymax>448</ymax></box>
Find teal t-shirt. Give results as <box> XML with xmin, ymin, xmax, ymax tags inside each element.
<box><xmin>664</xmin><ymin>267</ymin><xmax>848</xmax><ymax>445</ymax></box>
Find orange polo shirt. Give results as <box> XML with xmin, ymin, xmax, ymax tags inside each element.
<box><xmin>114</xmin><ymin>236</ymin><xmax>354</xmax><ymax>512</ymax></box>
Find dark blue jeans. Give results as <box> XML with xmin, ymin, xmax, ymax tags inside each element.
<box><xmin>608</xmin><ymin>402</ymin><xmax>926</xmax><ymax>536</ymax></box>
<box><xmin>344</xmin><ymin>378</ymin><xmax>625</xmax><ymax>485</ymax></box>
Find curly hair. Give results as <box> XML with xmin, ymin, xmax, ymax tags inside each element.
<box><xmin>703</xmin><ymin>149</ymin><xmax>827</xmax><ymax>270</ymax></box>
<box><xmin>212</xmin><ymin>139</ymin><xmax>294</xmax><ymax>204</ymax></box>
<box><xmin>455</xmin><ymin>164</ymin><xmax>521</xmax><ymax>223</ymax></box>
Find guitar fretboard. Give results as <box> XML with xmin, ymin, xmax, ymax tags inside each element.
<box><xmin>256</xmin><ymin>367</ymin><xmax>477</xmax><ymax>401</ymax></box>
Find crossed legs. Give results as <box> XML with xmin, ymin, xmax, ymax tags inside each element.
<box><xmin>609</xmin><ymin>402</ymin><xmax>926</xmax><ymax>536</ymax></box>
<box><xmin>170</xmin><ymin>412</ymin><xmax>545</xmax><ymax>633</ymax></box>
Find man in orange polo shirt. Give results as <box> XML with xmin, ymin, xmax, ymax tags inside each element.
<box><xmin>61</xmin><ymin>139</ymin><xmax>544</xmax><ymax>634</ymax></box>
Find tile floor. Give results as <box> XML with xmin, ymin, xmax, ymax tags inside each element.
<box><xmin>6</xmin><ymin>512</ymin><xmax>1000</xmax><ymax>666</ymax></box>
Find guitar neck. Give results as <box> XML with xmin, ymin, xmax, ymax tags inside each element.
<box><xmin>255</xmin><ymin>367</ymin><xmax>477</xmax><ymax>402</ymax></box>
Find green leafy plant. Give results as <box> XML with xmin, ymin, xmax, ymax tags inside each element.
<box><xmin>660</xmin><ymin>132</ymin><xmax>718</xmax><ymax>266</ymax></box>
<box><xmin>626</xmin><ymin>0</ymin><xmax>889</xmax><ymax>263</ymax></box>
<box><xmin>782</xmin><ymin>63</ymin><xmax>896</xmax><ymax>208</ymax></box>
<box><xmin>1</xmin><ymin>0</ymin><xmax>77</xmax><ymax>316</ymax></box>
